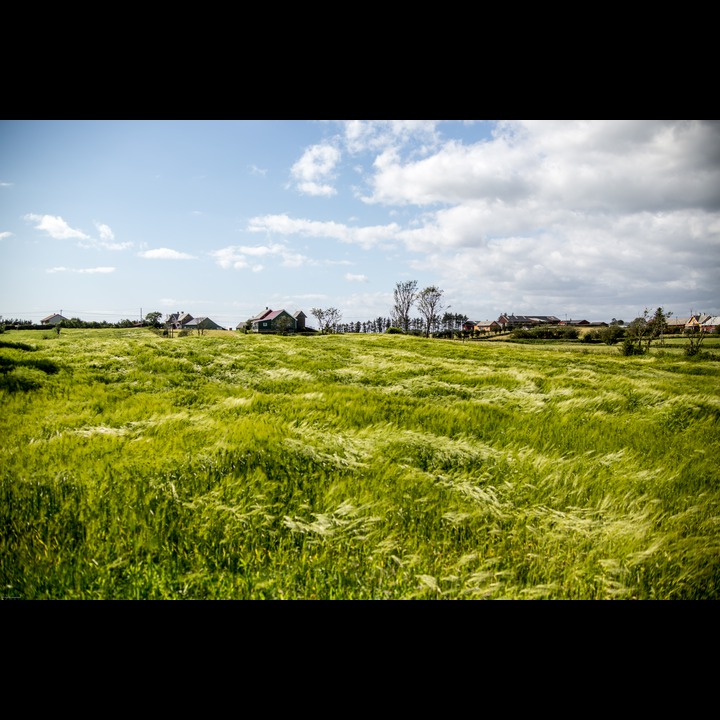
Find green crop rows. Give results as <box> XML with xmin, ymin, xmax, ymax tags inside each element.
<box><xmin>1</xmin><ymin>328</ymin><xmax>719</xmax><ymax>599</ymax></box>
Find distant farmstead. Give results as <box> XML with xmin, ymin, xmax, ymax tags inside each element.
<box><xmin>165</xmin><ymin>312</ymin><xmax>194</xmax><ymax>329</ymax></box>
<box><xmin>41</xmin><ymin>313</ymin><xmax>68</xmax><ymax>325</ymax></box>
<box><xmin>241</xmin><ymin>308</ymin><xmax>307</xmax><ymax>333</ymax></box>
<box><xmin>163</xmin><ymin>311</ymin><xmax>225</xmax><ymax>332</ymax></box>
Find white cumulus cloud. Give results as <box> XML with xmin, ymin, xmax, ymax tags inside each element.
<box><xmin>25</xmin><ymin>214</ymin><xmax>90</xmax><ymax>240</ymax></box>
<box><xmin>248</xmin><ymin>213</ymin><xmax>401</xmax><ymax>250</ymax></box>
<box><xmin>138</xmin><ymin>248</ymin><xmax>196</xmax><ymax>260</ymax></box>
<box><xmin>290</xmin><ymin>143</ymin><xmax>341</xmax><ymax>196</ymax></box>
<box><xmin>210</xmin><ymin>243</ymin><xmax>312</xmax><ymax>270</ymax></box>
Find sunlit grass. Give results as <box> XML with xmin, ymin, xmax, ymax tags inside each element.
<box><xmin>1</xmin><ymin>328</ymin><xmax>718</xmax><ymax>599</ymax></box>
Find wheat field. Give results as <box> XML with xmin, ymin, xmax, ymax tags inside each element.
<box><xmin>1</xmin><ymin>328</ymin><xmax>718</xmax><ymax>599</ymax></box>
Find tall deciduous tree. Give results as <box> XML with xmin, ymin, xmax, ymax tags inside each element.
<box><xmin>417</xmin><ymin>285</ymin><xmax>444</xmax><ymax>338</ymax></box>
<box><xmin>392</xmin><ymin>280</ymin><xmax>418</xmax><ymax>333</ymax></box>
<box><xmin>324</xmin><ymin>307</ymin><xmax>342</xmax><ymax>333</ymax></box>
<box><xmin>311</xmin><ymin>307</ymin><xmax>342</xmax><ymax>334</ymax></box>
<box><xmin>311</xmin><ymin>308</ymin><xmax>325</xmax><ymax>332</ymax></box>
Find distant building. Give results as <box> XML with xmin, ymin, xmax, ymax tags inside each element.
<box><xmin>497</xmin><ymin>314</ymin><xmax>561</xmax><ymax>330</ymax></box>
<box><xmin>700</xmin><ymin>316</ymin><xmax>720</xmax><ymax>332</ymax></box>
<box><xmin>165</xmin><ymin>312</ymin><xmax>194</xmax><ymax>329</ymax></box>
<box><xmin>241</xmin><ymin>308</ymin><xmax>307</xmax><ymax>333</ymax></box>
<box><xmin>183</xmin><ymin>317</ymin><xmax>224</xmax><ymax>331</ymax></box>
<box><xmin>666</xmin><ymin>317</ymin><xmax>691</xmax><ymax>333</ymax></box>
<box><xmin>686</xmin><ymin>314</ymin><xmax>711</xmax><ymax>331</ymax></box>
<box><xmin>463</xmin><ymin>320</ymin><xmax>500</xmax><ymax>333</ymax></box>
<box><xmin>41</xmin><ymin>313</ymin><xmax>68</xmax><ymax>325</ymax></box>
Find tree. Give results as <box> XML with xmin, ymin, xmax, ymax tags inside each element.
<box><xmin>392</xmin><ymin>280</ymin><xmax>418</xmax><ymax>333</ymax></box>
<box><xmin>684</xmin><ymin>325</ymin><xmax>707</xmax><ymax>356</ymax></box>
<box><xmin>417</xmin><ymin>285</ymin><xmax>445</xmax><ymax>338</ymax></box>
<box><xmin>145</xmin><ymin>311</ymin><xmax>162</xmax><ymax>327</ymax></box>
<box><xmin>623</xmin><ymin>307</ymin><xmax>671</xmax><ymax>355</ymax></box>
<box><xmin>275</xmin><ymin>314</ymin><xmax>294</xmax><ymax>334</ymax></box>
<box><xmin>311</xmin><ymin>307</ymin><xmax>342</xmax><ymax>334</ymax></box>
<box><xmin>324</xmin><ymin>307</ymin><xmax>342</xmax><ymax>333</ymax></box>
<box><xmin>311</xmin><ymin>308</ymin><xmax>326</xmax><ymax>333</ymax></box>
<box><xmin>598</xmin><ymin>323</ymin><xmax>624</xmax><ymax>345</ymax></box>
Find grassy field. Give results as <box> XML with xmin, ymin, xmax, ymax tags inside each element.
<box><xmin>1</xmin><ymin>328</ymin><xmax>719</xmax><ymax>599</ymax></box>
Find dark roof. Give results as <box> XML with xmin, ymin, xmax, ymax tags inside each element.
<box><xmin>41</xmin><ymin>313</ymin><xmax>67</xmax><ymax>322</ymax></box>
<box><xmin>184</xmin><ymin>316</ymin><xmax>222</xmax><ymax>328</ymax></box>
<box><xmin>501</xmin><ymin>314</ymin><xmax>561</xmax><ymax>324</ymax></box>
<box><xmin>250</xmin><ymin>308</ymin><xmax>295</xmax><ymax>322</ymax></box>
<box><xmin>249</xmin><ymin>309</ymin><xmax>274</xmax><ymax>321</ymax></box>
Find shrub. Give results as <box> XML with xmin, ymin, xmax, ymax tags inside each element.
<box><xmin>511</xmin><ymin>325</ymin><xmax>578</xmax><ymax>341</ymax></box>
<box><xmin>621</xmin><ymin>338</ymin><xmax>645</xmax><ymax>356</ymax></box>
<box><xmin>385</xmin><ymin>327</ymin><xmax>404</xmax><ymax>334</ymax></box>
<box><xmin>599</xmin><ymin>325</ymin><xmax>625</xmax><ymax>345</ymax></box>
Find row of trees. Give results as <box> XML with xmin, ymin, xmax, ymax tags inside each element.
<box><xmin>392</xmin><ymin>280</ymin><xmax>447</xmax><ymax>338</ymax></box>
<box><xmin>306</xmin><ymin>314</ymin><xmax>474</xmax><ymax>336</ymax></box>
<box><xmin>310</xmin><ymin>282</ymin><xmax>449</xmax><ymax>338</ymax></box>
<box><xmin>0</xmin><ymin>315</ymin><xmax>148</xmax><ymax>331</ymax></box>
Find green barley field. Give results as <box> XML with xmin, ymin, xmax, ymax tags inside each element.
<box><xmin>1</xmin><ymin>328</ymin><xmax>719</xmax><ymax>599</ymax></box>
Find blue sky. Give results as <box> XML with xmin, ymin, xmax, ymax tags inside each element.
<box><xmin>1</xmin><ymin>119</ymin><xmax>719</xmax><ymax>327</ymax></box>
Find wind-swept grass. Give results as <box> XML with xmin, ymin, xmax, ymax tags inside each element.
<box><xmin>1</xmin><ymin>328</ymin><xmax>718</xmax><ymax>599</ymax></box>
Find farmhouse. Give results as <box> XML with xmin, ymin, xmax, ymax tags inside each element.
<box><xmin>242</xmin><ymin>308</ymin><xmax>307</xmax><ymax>333</ymax></box>
<box><xmin>477</xmin><ymin>320</ymin><xmax>501</xmax><ymax>333</ymax></box>
<box><xmin>666</xmin><ymin>317</ymin><xmax>691</xmax><ymax>333</ymax></box>
<box><xmin>41</xmin><ymin>313</ymin><xmax>68</xmax><ymax>325</ymax></box>
<box><xmin>701</xmin><ymin>316</ymin><xmax>720</xmax><ymax>332</ymax></box>
<box><xmin>497</xmin><ymin>314</ymin><xmax>561</xmax><ymax>330</ymax></box>
<box><xmin>686</xmin><ymin>314</ymin><xmax>711</xmax><ymax>331</ymax></box>
<box><xmin>165</xmin><ymin>312</ymin><xmax>194</xmax><ymax>329</ymax></box>
<box><xmin>463</xmin><ymin>320</ymin><xmax>501</xmax><ymax>333</ymax></box>
<box><xmin>184</xmin><ymin>317</ymin><xmax>224</xmax><ymax>331</ymax></box>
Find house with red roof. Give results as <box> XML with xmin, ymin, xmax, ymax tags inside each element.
<box><xmin>241</xmin><ymin>308</ymin><xmax>307</xmax><ymax>333</ymax></box>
